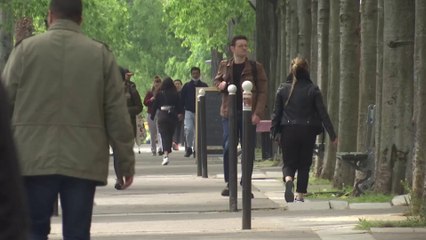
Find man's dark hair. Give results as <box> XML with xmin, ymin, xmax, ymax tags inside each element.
<box><xmin>49</xmin><ymin>0</ymin><xmax>83</xmax><ymax>23</ymax></box>
<box><xmin>230</xmin><ymin>35</ymin><xmax>248</xmax><ymax>46</ymax></box>
<box><xmin>190</xmin><ymin>67</ymin><xmax>200</xmax><ymax>73</ymax></box>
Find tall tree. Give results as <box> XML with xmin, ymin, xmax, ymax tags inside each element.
<box><xmin>320</xmin><ymin>0</ymin><xmax>339</xmax><ymax>180</ymax></box>
<box><xmin>376</xmin><ymin>0</ymin><xmax>414</xmax><ymax>194</ymax></box>
<box><xmin>412</xmin><ymin>0</ymin><xmax>426</xmax><ymax>218</ymax></box>
<box><xmin>374</xmin><ymin>0</ymin><xmax>384</xmax><ymax>186</ymax></box>
<box><xmin>313</xmin><ymin>0</ymin><xmax>329</xmax><ymax>177</ymax></box>
<box><xmin>288</xmin><ymin>0</ymin><xmax>298</xmax><ymax>60</ymax></box>
<box><xmin>0</xmin><ymin>3</ymin><xmax>13</xmax><ymax>71</ymax></box>
<box><xmin>355</xmin><ymin>0</ymin><xmax>377</xmax><ymax>186</ymax></box>
<box><xmin>277</xmin><ymin>0</ymin><xmax>287</xmax><ymax>90</ymax></box>
<box><xmin>333</xmin><ymin>0</ymin><xmax>360</xmax><ymax>188</ymax></box>
<box><xmin>310</xmin><ymin>0</ymin><xmax>318</xmax><ymax>85</ymax></box>
<box><xmin>297</xmin><ymin>0</ymin><xmax>311</xmax><ymax>60</ymax></box>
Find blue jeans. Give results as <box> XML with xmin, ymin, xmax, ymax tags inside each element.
<box><xmin>222</xmin><ymin>116</ymin><xmax>255</xmax><ymax>183</ymax></box>
<box><xmin>24</xmin><ymin>175</ymin><xmax>97</xmax><ymax>240</ymax></box>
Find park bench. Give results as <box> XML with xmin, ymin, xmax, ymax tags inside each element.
<box><xmin>336</xmin><ymin>104</ymin><xmax>376</xmax><ymax>196</ymax></box>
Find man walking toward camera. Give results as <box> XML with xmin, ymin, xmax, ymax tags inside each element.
<box><xmin>2</xmin><ymin>0</ymin><xmax>135</xmax><ymax>239</ymax></box>
<box><xmin>180</xmin><ymin>67</ymin><xmax>208</xmax><ymax>157</ymax></box>
<box><xmin>214</xmin><ymin>35</ymin><xmax>268</xmax><ymax>197</ymax></box>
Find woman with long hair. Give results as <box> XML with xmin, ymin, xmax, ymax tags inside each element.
<box><xmin>151</xmin><ymin>77</ymin><xmax>183</xmax><ymax>165</ymax></box>
<box><xmin>143</xmin><ymin>76</ymin><xmax>163</xmax><ymax>156</ymax></box>
<box><xmin>271</xmin><ymin>57</ymin><xmax>338</xmax><ymax>202</ymax></box>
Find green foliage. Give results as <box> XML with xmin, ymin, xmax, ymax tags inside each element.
<box><xmin>356</xmin><ymin>217</ymin><xmax>426</xmax><ymax>230</ymax></box>
<box><xmin>163</xmin><ymin>0</ymin><xmax>255</xmax><ymax>82</ymax></box>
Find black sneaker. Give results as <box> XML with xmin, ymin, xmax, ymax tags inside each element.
<box><xmin>184</xmin><ymin>148</ymin><xmax>193</xmax><ymax>157</ymax></box>
<box><xmin>158</xmin><ymin>150</ymin><xmax>164</xmax><ymax>156</ymax></box>
<box><xmin>221</xmin><ymin>186</ymin><xmax>229</xmax><ymax>196</ymax></box>
<box><xmin>284</xmin><ymin>181</ymin><xmax>294</xmax><ymax>203</ymax></box>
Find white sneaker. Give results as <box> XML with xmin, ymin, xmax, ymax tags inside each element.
<box><xmin>162</xmin><ymin>156</ymin><xmax>169</xmax><ymax>165</ymax></box>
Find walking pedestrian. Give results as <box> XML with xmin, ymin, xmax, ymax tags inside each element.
<box><xmin>151</xmin><ymin>77</ymin><xmax>184</xmax><ymax>165</ymax></box>
<box><xmin>114</xmin><ymin>67</ymin><xmax>142</xmax><ymax>190</ymax></box>
<box><xmin>271</xmin><ymin>57</ymin><xmax>338</xmax><ymax>203</ymax></box>
<box><xmin>173</xmin><ymin>79</ymin><xmax>184</xmax><ymax>150</ymax></box>
<box><xmin>180</xmin><ymin>67</ymin><xmax>208</xmax><ymax>157</ymax></box>
<box><xmin>144</xmin><ymin>76</ymin><xmax>163</xmax><ymax>156</ymax></box>
<box><xmin>214</xmin><ymin>35</ymin><xmax>268</xmax><ymax>197</ymax></box>
<box><xmin>1</xmin><ymin>0</ymin><xmax>135</xmax><ymax>238</ymax></box>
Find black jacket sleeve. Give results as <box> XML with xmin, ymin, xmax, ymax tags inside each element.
<box><xmin>270</xmin><ymin>85</ymin><xmax>285</xmax><ymax>136</ymax></box>
<box><xmin>313</xmin><ymin>87</ymin><xmax>337</xmax><ymax>141</ymax></box>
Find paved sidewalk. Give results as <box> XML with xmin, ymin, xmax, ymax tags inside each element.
<box><xmin>47</xmin><ymin>145</ymin><xmax>424</xmax><ymax>239</ymax></box>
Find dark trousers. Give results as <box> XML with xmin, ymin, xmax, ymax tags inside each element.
<box><xmin>24</xmin><ymin>175</ymin><xmax>96</xmax><ymax>240</ymax></box>
<box><xmin>157</xmin><ymin>111</ymin><xmax>177</xmax><ymax>153</ymax></box>
<box><xmin>280</xmin><ymin>125</ymin><xmax>317</xmax><ymax>193</ymax></box>
<box><xmin>222</xmin><ymin>116</ymin><xmax>255</xmax><ymax>183</ymax></box>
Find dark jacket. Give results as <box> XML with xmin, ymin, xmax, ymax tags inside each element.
<box><xmin>143</xmin><ymin>90</ymin><xmax>155</xmax><ymax>115</ymax></box>
<box><xmin>271</xmin><ymin>72</ymin><xmax>337</xmax><ymax>141</ymax></box>
<box><xmin>151</xmin><ymin>89</ymin><xmax>184</xmax><ymax>121</ymax></box>
<box><xmin>124</xmin><ymin>80</ymin><xmax>143</xmax><ymax>135</ymax></box>
<box><xmin>180</xmin><ymin>80</ymin><xmax>208</xmax><ymax>113</ymax></box>
<box><xmin>0</xmin><ymin>83</ymin><xmax>29</xmax><ymax>240</ymax></box>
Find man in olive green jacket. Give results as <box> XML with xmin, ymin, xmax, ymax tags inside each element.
<box><xmin>2</xmin><ymin>0</ymin><xmax>135</xmax><ymax>239</ymax></box>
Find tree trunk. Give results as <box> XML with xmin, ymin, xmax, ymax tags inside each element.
<box><xmin>310</xmin><ymin>0</ymin><xmax>318</xmax><ymax>85</ymax></box>
<box><xmin>374</xmin><ymin>0</ymin><xmax>384</xmax><ymax>190</ymax></box>
<box><xmin>277</xmin><ymin>0</ymin><xmax>287</xmax><ymax>89</ymax></box>
<box><xmin>297</xmin><ymin>0</ymin><xmax>311</xmax><ymax>60</ymax></box>
<box><xmin>376</xmin><ymin>0</ymin><xmax>414</xmax><ymax>194</ymax></box>
<box><xmin>210</xmin><ymin>48</ymin><xmax>222</xmax><ymax>81</ymax></box>
<box><xmin>412</xmin><ymin>0</ymin><xmax>426</xmax><ymax>217</ymax></box>
<box><xmin>313</xmin><ymin>0</ymin><xmax>329</xmax><ymax>177</ymax></box>
<box><xmin>320</xmin><ymin>0</ymin><xmax>339</xmax><ymax>180</ymax></box>
<box><xmin>355</xmin><ymin>0</ymin><xmax>378</xmax><ymax>189</ymax></box>
<box><xmin>0</xmin><ymin>8</ymin><xmax>13</xmax><ymax>71</ymax></box>
<box><xmin>333</xmin><ymin>0</ymin><xmax>360</xmax><ymax>189</ymax></box>
<box><xmin>288</xmin><ymin>0</ymin><xmax>298</xmax><ymax>59</ymax></box>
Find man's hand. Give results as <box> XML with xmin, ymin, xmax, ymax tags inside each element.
<box><xmin>251</xmin><ymin>114</ymin><xmax>260</xmax><ymax>125</ymax></box>
<box><xmin>119</xmin><ymin>175</ymin><xmax>134</xmax><ymax>190</ymax></box>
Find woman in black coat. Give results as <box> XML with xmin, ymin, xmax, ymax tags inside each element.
<box><xmin>271</xmin><ymin>57</ymin><xmax>338</xmax><ymax>203</ymax></box>
<box><xmin>151</xmin><ymin>77</ymin><xmax>183</xmax><ymax>165</ymax></box>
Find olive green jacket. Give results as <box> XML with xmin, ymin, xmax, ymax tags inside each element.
<box><xmin>2</xmin><ymin>19</ymin><xmax>135</xmax><ymax>185</ymax></box>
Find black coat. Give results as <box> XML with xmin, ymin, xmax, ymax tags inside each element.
<box><xmin>271</xmin><ymin>73</ymin><xmax>337</xmax><ymax>141</ymax></box>
<box><xmin>0</xmin><ymin>83</ymin><xmax>29</xmax><ymax>240</ymax></box>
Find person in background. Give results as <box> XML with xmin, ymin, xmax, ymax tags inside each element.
<box><xmin>0</xmin><ymin>82</ymin><xmax>29</xmax><ymax>240</ymax></box>
<box><xmin>114</xmin><ymin>67</ymin><xmax>142</xmax><ymax>190</ymax></box>
<box><xmin>271</xmin><ymin>57</ymin><xmax>337</xmax><ymax>203</ymax></box>
<box><xmin>144</xmin><ymin>76</ymin><xmax>163</xmax><ymax>156</ymax></box>
<box><xmin>173</xmin><ymin>79</ymin><xmax>184</xmax><ymax>150</ymax></box>
<box><xmin>151</xmin><ymin>77</ymin><xmax>184</xmax><ymax>166</ymax></box>
<box><xmin>1</xmin><ymin>0</ymin><xmax>135</xmax><ymax>238</ymax></box>
<box><xmin>180</xmin><ymin>67</ymin><xmax>208</xmax><ymax>157</ymax></box>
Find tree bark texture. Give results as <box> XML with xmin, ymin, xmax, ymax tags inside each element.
<box><xmin>289</xmin><ymin>0</ymin><xmax>298</xmax><ymax>60</ymax></box>
<box><xmin>277</xmin><ymin>0</ymin><xmax>287</xmax><ymax>89</ymax></box>
<box><xmin>374</xmin><ymin>0</ymin><xmax>384</xmax><ymax>188</ymax></box>
<box><xmin>297</xmin><ymin>0</ymin><xmax>311</xmax><ymax>60</ymax></box>
<box><xmin>310</xmin><ymin>0</ymin><xmax>318</xmax><ymax>85</ymax></box>
<box><xmin>333</xmin><ymin>0</ymin><xmax>360</xmax><ymax>189</ymax></box>
<box><xmin>355</xmin><ymin>0</ymin><xmax>378</xmax><ymax>189</ymax></box>
<box><xmin>412</xmin><ymin>0</ymin><xmax>426</xmax><ymax>217</ymax></box>
<box><xmin>313</xmin><ymin>0</ymin><xmax>329</xmax><ymax>177</ymax></box>
<box><xmin>376</xmin><ymin>0</ymin><xmax>414</xmax><ymax>194</ymax></box>
<box><xmin>320</xmin><ymin>0</ymin><xmax>339</xmax><ymax>180</ymax></box>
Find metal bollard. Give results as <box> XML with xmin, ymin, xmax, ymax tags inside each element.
<box><xmin>227</xmin><ymin>84</ymin><xmax>238</xmax><ymax>212</ymax></box>
<box><xmin>241</xmin><ymin>80</ymin><xmax>253</xmax><ymax>230</ymax></box>
<box><xmin>196</xmin><ymin>91</ymin><xmax>202</xmax><ymax>177</ymax></box>
<box><xmin>199</xmin><ymin>88</ymin><xmax>208</xmax><ymax>178</ymax></box>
